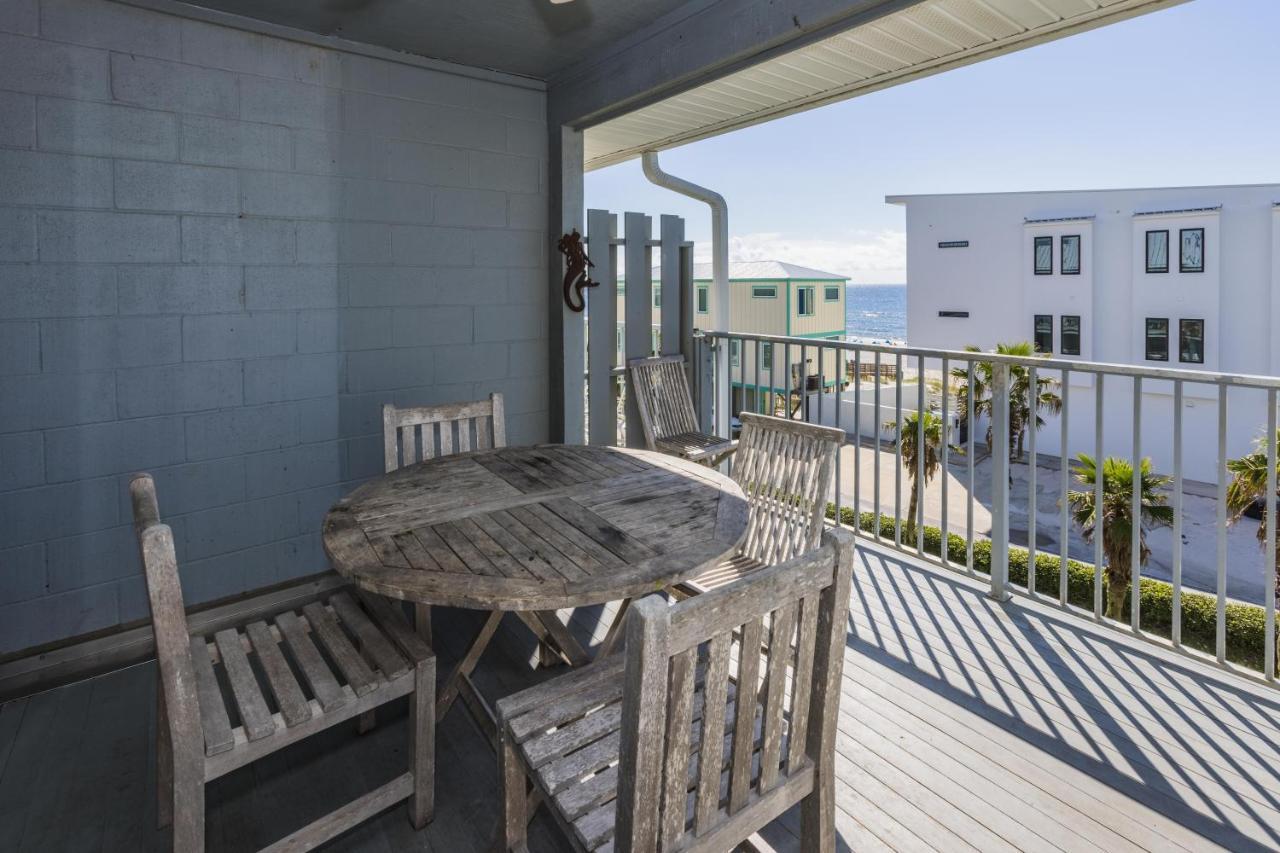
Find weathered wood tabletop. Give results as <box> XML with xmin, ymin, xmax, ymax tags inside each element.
<box><xmin>322</xmin><ymin>444</ymin><xmax>749</xmax><ymax>613</ymax></box>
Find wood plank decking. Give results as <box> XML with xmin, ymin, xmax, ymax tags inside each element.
<box><xmin>2</xmin><ymin>539</ymin><xmax>1279</xmax><ymax>851</ymax></box>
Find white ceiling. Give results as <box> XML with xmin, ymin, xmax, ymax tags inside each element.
<box><xmin>182</xmin><ymin>0</ymin><xmax>692</xmax><ymax>80</ymax></box>
<box><xmin>583</xmin><ymin>0</ymin><xmax>1186</xmax><ymax>170</ymax></box>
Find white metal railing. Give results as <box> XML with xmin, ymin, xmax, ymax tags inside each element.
<box><xmin>695</xmin><ymin>330</ymin><xmax>1280</xmax><ymax>685</ymax></box>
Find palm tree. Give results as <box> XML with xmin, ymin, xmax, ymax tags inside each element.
<box><xmin>1067</xmin><ymin>454</ymin><xmax>1174</xmax><ymax>620</ymax></box>
<box><xmin>950</xmin><ymin>342</ymin><xmax>1062</xmax><ymax>460</ymax></box>
<box><xmin>1226</xmin><ymin>429</ymin><xmax>1280</xmax><ymax>607</ymax></box>
<box><xmin>884</xmin><ymin>410</ymin><xmax>944</xmax><ymax>537</ymax></box>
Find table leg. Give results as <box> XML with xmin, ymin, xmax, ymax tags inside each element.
<box><xmin>532</xmin><ymin>610</ymin><xmax>590</xmax><ymax>667</ymax></box>
<box><xmin>513</xmin><ymin>611</ymin><xmax>561</xmax><ymax>669</ymax></box>
<box><xmin>595</xmin><ymin>598</ymin><xmax>631</xmax><ymax>659</ymax></box>
<box><xmin>436</xmin><ymin>610</ymin><xmax>503</xmax><ymax>724</ymax></box>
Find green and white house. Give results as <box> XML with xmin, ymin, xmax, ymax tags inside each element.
<box><xmin>621</xmin><ymin>260</ymin><xmax>848</xmax><ymax>414</ymax></box>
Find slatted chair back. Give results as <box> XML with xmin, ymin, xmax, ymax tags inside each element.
<box><xmin>614</xmin><ymin>527</ymin><xmax>853</xmax><ymax>853</ymax></box>
<box><xmin>628</xmin><ymin>355</ymin><xmax>701</xmax><ymax>449</ymax></box>
<box><xmin>382</xmin><ymin>393</ymin><xmax>506</xmax><ymax>472</ymax></box>
<box><xmin>733</xmin><ymin>412</ymin><xmax>842</xmax><ymax>567</ymax></box>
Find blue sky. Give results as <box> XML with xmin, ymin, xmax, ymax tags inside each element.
<box><xmin>584</xmin><ymin>0</ymin><xmax>1280</xmax><ymax>284</ymax></box>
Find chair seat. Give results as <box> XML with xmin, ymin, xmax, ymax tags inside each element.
<box><xmin>677</xmin><ymin>553</ymin><xmax>767</xmax><ymax>596</ymax></box>
<box><xmin>497</xmin><ymin>655</ymin><xmax>784</xmax><ymax>852</ymax></box>
<box><xmin>190</xmin><ymin>588</ymin><xmax>430</xmax><ymax>766</ymax></box>
<box><xmin>655</xmin><ymin>431</ymin><xmax>737</xmax><ymax>464</ymax></box>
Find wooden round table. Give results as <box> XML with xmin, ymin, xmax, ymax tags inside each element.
<box><xmin>322</xmin><ymin>444</ymin><xmax>748</xmax><ymax>734</ymax></box>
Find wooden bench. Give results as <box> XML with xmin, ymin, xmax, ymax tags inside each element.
<box><xmin>629</xmin><ymin>355</ymin><xmax>736</xmax><ymax>467</ymax></box>
<box><xmin>495</xmin><ymin>527</ymin><xmax>854</xmax><ymax>853</ymax></box>
<box><xmin>131</xmin><ymin>473</ymin><xmax>435</xmax><ymax>852</ymax></box>
<box><xmin>675</xmin><ymin>412</ymin><xmax>842</xmax><ymax>597</ymax></box>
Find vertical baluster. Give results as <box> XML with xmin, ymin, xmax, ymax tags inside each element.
<box><xmin>1028</xmin><ymin>365</ymin><xmax>1038</xmax><ymax>597</ymax></box>
<box><xmin>755</xmin><ymin>338</ymin><xmax>762</xmax><ymax>416</ymax></box>
<box><xmin>967</xmin><ymin>365</ymin><xmax>975</xmax><ymax>574</ymax></box>
<box><xmin>990</xmin><ymin>361</ymin><xmax>1011</xmax><ymax>602</ymax></box>
<box><xmin>916</xmin><ymin>354</ymin><xmax>926</xmax><ymax>556</ymax></box>
<box><xmin>941</xmin><ymin>357</ymin><xmax>950</xmax><ymax>568</ymax></box>
<box><xmin>1266</xmin><ymin>388</ymin><xmax>1277</xmax><ymax>682</ymax></box>
<box><xmin>1130</xmin><ymin>376</ymin><xmax>1143</xmax><ymax>631</ymax></box>
<box><xmin>817</xmin><ymin>345</ymin><xmax>825</xmax><ymax>427</ymax></box>
<box><xmin>853</xmin><ymin>349</ymin><xmax>862</xmax><ymax>534</ymax></box>
<box><xmin>1059</xmin><ymin>369</ymin><xmax>1071</xmax><ymax>607</ymax></box>
<box><xmin>874</xmin><ymin>351</ymin><xmax>882</xmax><ymax>542</ymax></box>
<box><xmin>834</xmin><ymin>345</ymin><xmax>843</xmax><ymax>530</ymax></box>
<box><xmin>1172</xmin><ymin>380</ymin><xmax>1183</xmax><ymax>648</ymax></box>
<box><xmin>1216</xmin><ymin>386</ymin><xmax>1228</xmax><ymax>662</ymax></box>
<box><xmin>784</xmin><ymin>342</ymin><xmax>792</xmax><ymax>420</ymax></box>
<box><xmin>894</xmin><ymin>353</ymin><xmax>903</xmax><ymax>547</ymax></box>
<box><xmin>1094</xmin><ymin>374</ymin><xmax>1105</xmax><ymax>620</ymax></box>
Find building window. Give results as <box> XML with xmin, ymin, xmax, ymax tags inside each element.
<box><xmin>696</xmin><ymin>286</ymin><xmax>708</xmax><ymax>313</ymax></box>
<box><xmin>1060</xmin><ymin>235</ymin><xmax>1081</xmax><ymax>275</ymax></box>
<box><xmin>751</xmin><ymin>285</ymin><xmax>777</xmax><ymax>298</ymax></box>
<box><xmin>797</xmin><ymin>286</ymin><xmax>815</xmax><ymax>316</ymax></box>
<box><xmin>1179</xmin><ymin>319</ymin><xmax>1205</xmax><ymax>363</ymax></box>
<box><xmin>652</xmin><ymin>286</ymin><xmax>661</xmax><ymax>308</ymax></box>
<box><xmin>1145</xmin><ymin>318</ymin><xmax>1169</xmax><ymax>361</ymax></box>
<box><xmin>761</xmin><ymin>342</ymin><xmax>773</xmax><ymax>370</ymax></box>
<box><xmin>1033</xmin><ymin>315</ymin><xmax>1053</xmax><ymax>353</ymax></box>
<box><xmin>1180</xmin><ymin>228</ymin><xmax>1205</xmax><ymax>273</ymax></box>
<box><xmin>1145</xmin><ymin>230</ymin><xmax>1169</xmax><ymax>273</ymax></box>
<box><xmin>1061</xmin><ymin>315</ymin><xmax>1081</xmax><ymax>355</ymax></box>
<box><xmin>730</xmin><ymin>339</ymin><xmax>740</xmax><ymax>367</ymax></box>
<box><xmin>1033</xmin><ymin>236</ymin><xmax>1053</xmax><ymax>275</ymax></box>
<box><xmin>824</xmin><ymin>285</ymin><xmax>841</xmax><ymax>301</ymax></box>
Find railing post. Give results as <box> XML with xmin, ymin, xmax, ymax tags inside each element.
<box><xmin>694</xmin><ymin>333</ymin><xmax>714</xmax><ymax>433</ymax></box>
<box><xmin>989</xmin><ymin>361</ymin><xmax>1012</xmax><ymax>602</ymax></box>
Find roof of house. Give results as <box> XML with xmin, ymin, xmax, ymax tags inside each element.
<box><xmin>688</xmin><ymin>260</ymin><xmax>847</xmax><ymax>282</ymax></box>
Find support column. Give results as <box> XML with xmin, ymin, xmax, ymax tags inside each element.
<box><xmin>549</xmin><ymin>125</ymin><xmax>585</xmax><ymax>444</ymax></box>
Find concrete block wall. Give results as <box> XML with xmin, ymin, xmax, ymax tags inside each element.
<box><xmin>0</xmin><ymin>0</ymin><xmax>551</xmax><ymax>654</ymax></box>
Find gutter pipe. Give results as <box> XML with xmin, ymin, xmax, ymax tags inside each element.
<box><xmin>640</xmin><ymin>151</ymin><xmax>730</xmax><ymax>436</ymax></box>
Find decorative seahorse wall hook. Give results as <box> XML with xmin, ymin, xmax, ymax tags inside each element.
<box><xmin>558</xmin><ymin>229</ymin><xmax>598</xmax><ymax>313</ymax></box>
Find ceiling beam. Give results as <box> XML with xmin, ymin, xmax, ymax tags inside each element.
<box><xmin>547</xmin><ymin>0</ymin><xmax>925</xmax><ymax>128</ymax></box>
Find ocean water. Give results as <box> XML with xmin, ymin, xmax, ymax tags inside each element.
<box><xmin>845</xmin><ymin>284</ymin><xmax>906</xmax><ymax>343</ymax></box>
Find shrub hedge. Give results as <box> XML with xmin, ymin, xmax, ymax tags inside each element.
<box><xmin>826</xmin><ymin>504</ymin><xmax>1277</xmax><ymax>676</ymax></box>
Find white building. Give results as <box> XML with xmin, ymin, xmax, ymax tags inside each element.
<box><xmin>889</xmin><ymin>184</ymin><xmax>1280</xmax><ymax>481</ymax></box>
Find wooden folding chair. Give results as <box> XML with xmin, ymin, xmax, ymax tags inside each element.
<box><xmin>495</xmin><ymin>527</ymin><xmax>854</xmax><ymax>853</ymax></box>
<box><xmin>132</xmin><ymin>473</ymin><xmax>434</xmax><ymax>852</ymax></box>
<box><xmin>629</xmin><ymin>355</ymin><xmax>736</xmax><ymax>466</ymax></box>
<box><xmin>674</xmin><ymin>411</ymin><xmax>842</xmax><ymax>597</ymax></box>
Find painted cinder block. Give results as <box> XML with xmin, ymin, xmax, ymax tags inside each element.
<box><xmin>390</xmin><ymin>225</ymin><xmax>474</xmax><ymax>266</ymax></box>
<box><xmin>110</xmin><ymin>53</ymin><xmax>238</xmax><ymax>117</ymax></box>
<box><xmin>36</xmin><ymin>98</ymin><xmax>178</xmax><ymax>161</ymax></box>
<box><xmin>180</xmin><ymin>18</ymin><xmax>330</xmax><ymax>84</ymax></box>
<box><xmin>38</xmin><ymin>210</ymin><xmax>180</xmax><ymax>263</ymax></box>
<box><xmin>180</xmin><ymin>115</ymin><xmax>291</xmax><ymax>170</ymax></box>
<box><xmin>475</xmin><ymin>304</ymin><xmax>544</xmax><ymax>343</ymax></box>
<box><xmin>182</xmin><ymin>312</ymin><xmax>295</xmax><ymax>361</ymax></box>
<box><xmin>434</xmin><ymin>342</ymin><xmax>508</xmax><ymax>383</ymax></box>
<box><xmin>244</xmin><ymin>441</ymin><xmax>345</xmax><ymax>499</ymax></box>
<box><xmin>296</xmin><ymin>309</ymin><xmax>339</xmax><ymax>354</ymax></box>
<box><xmin>383</xmin><ymin>139</ymin><xmax>469</xmax><ymax>187</ymax></box>
<box><xmin>116</xmin><ymin>361</ymin><xmax>244</xmax><ymax>418</ymax></box>
<box><xmin>0</xmin><ymin>431</ymin><xmax>44</xmax><ymax>490</ymax></box>
<box><xmin>434</xmin><ymin>187</ymin><xmax>506</xmax><ymax>228</ymax></box>
<box><xmin>0</xmin><ymin>91</ymin><xmax>35</xmax><ymax>148</ymax></box>
<box><xmin>113</xmin><ymin>456</ymin><xmax>246</xmax><ymax>519</ymax></box>
<box><xmin>341</xmin><ymin>179</ymin><xmax>434</xmax><ymax>225</ymax></box>
<box><xmin>185</xmin><ymin>403</ymin><xmax>300</xmax><ymax>464</ymax></box>
<box><xmin>0</xmin><ymin>476</ymin><xmax>120</xmax><ymax>549</ymax></box>
<box><xmin>295</xmin><ymin>220</ymin><xmax>391</xmax><ymax>264</ymax></box>
<box><xmin>181</xmin><ymin>215</ymin><xmax>295</xmax><ymax>264</ymax></box>
<box><xmin>239</xmin><ymin>170</ymin><xmax>343</xmax><ymax>220</ymax></box>
<box><xmin>244</xmin><ymin>265</ymin><xmax>339</xmax><ymax>311</ymax></box>
<box><xmin>0</xmin><ymin>322</ymin><xmax>41</xmax><ymax>375</ymax></box>
<box><xmin>239</xmin><ymin>76</ymin><xmax>341</xmax><ymax>131</ymax></box>
<box><xmin>44</xmin><ymin>416</ymin><xmax>188</xmax><ymax>482</ymax></box>
<box><xmin>390</xmin><ymin>305</ymin><xmax>473</xmax><ymax>347</ymax></box>
<box><xmin>0</xmin><ymin>32</ymin><xmax>109</xmax><ymax>100</ymax></box>
<box><xmin>40</xmin><ymin>316</ymin><xmax>182</xmax><ymax>373</ymax></box>
<box><xmin>469</xmin><ymin>150</ymin><xmax>540</xmax><ymax>193</ymax></box>
<box><xmin>0</xmin><ymin>373</ymin><xmax>116</xmax><ymax>433</ymax></box>
<box><xmin>294</xmin><ymin>130</ymin><xmax>383</xmax><ymax>179</ymax></box>
<box><xmin>0</xmin><ymin>208</ymin><xmax>35</xmax><ymax>262</ymax></box>
<box><xmin>0</xmin><ymin>265</ymin><xmax>115</xmax><ymax>318</ymax></box>
<box><xmin>40</xmin><ymin>0</ymin><xmax>182</xmax><ymax>61</ymax></box>
<box><xmin>0</xmin><ymin>584</ymin><xmax>119</xmax><ymax>654</ymax></box>
<box><xmin>0</xmin><ymin>148</ymin><xmax>113</xmax><ymax>208</ymax></box>
<box><xmin>117</xmin><ymin>265</ymin><xmax>243</xmax><ymax>315</ymax></box>
<box><xmin>45</xmin><ymin>522</ymin><xmax>152</xmax><ymax>593</ymax></box>
<box><xmin>114</xmin><ymin>160</ymin><xmax>238</xmax><ymax>214</ymax></box>
<box><xmin>243</xmin><ymin>353</ymin><xmax>341</xmax><ymax>404</ymax></box>
<box><xmin>182</xmin><ymin>492</ymin><xmax>299</xmax><ymax>561</ymax></box>
<box><xmin>343</xmin><ymin>347</ymin><xmax>434</xmax><ymax>393</ymax></box>
<box><xmin>0</xmin><ymin>0</ymin><xmax>38</xmax><ymax>36</ymax></box>
<box><xmin>0</xmin><ymin>544</ymin><xmax>45</xmax><ymax>607</ymax></box>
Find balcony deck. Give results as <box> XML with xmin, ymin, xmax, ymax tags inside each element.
<box><xmin>2</xmin><ymin>539</ymin><xmax>1279</xmax><ymax>852</ymax></box>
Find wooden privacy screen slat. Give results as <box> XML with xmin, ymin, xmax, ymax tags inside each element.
<box><xmin>383</xmin><ymin>394</ymin><xmax>506</xmax><ymax>473</ymax></box>
<box><xmin>494</xmin><ymin>527</ymin><xmax>855</xmax><ymax>852</ymax></box>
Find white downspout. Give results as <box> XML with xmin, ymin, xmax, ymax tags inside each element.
<box><xmin>640</xmin><ymin>151</ymin><xmax>730</xmax><ymax>437</ymax></box>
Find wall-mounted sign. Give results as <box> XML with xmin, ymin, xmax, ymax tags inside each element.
<box><xmin>937</xmin><ymin>240</ymin><xmax>969</xmax><ymax>249</ymax></box>
<box><xmin>938</xmin><ymin>310</ymin><xmax>970</xmax><ymax>318</ymax></box>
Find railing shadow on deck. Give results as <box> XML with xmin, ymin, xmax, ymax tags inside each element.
<box><xmin>846</xmin><ymin>544</ymin><xmax>1280</xmax><ymax>853</ymax></box>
